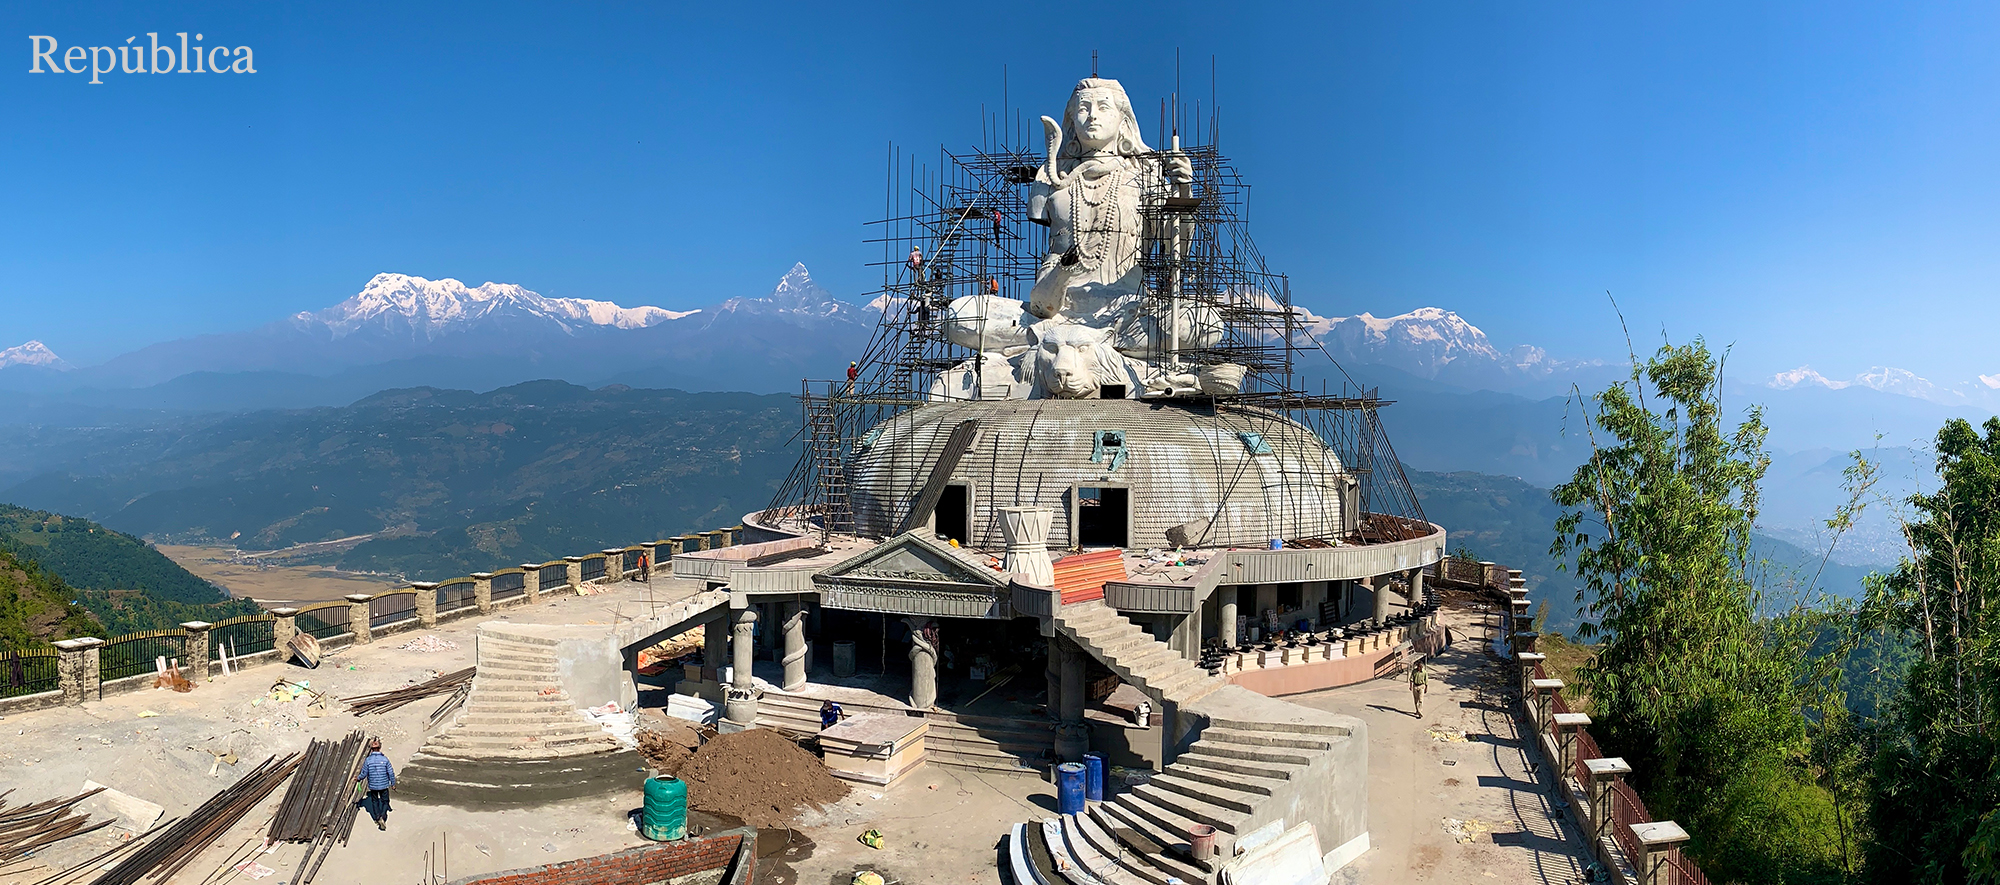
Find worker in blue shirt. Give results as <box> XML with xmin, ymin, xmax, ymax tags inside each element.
<box><xmin>355</xmin><ymin>737</ymin><xmax>397</xmax><ymax>830</ymax></box>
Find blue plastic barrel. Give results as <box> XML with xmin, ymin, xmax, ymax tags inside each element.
<box><xmin>1082</xmin><ymin>753</ymin><xmax>1105</xmax><ymax>801</ymax></box>
<box><xmin>642</xmin><ymin>775</ymin><xmax>687</xmax><ymax>841</ymax></box>
<box><xmin>1056</xmin><ymin>762</ymin><xmax>1086</xmax><ymax>815</ymax></box>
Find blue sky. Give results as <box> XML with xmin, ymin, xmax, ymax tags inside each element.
<box><xmin>5</xmin><ymin>1</ymin><xmax>1998</xmax><ymax>383</ymax></box>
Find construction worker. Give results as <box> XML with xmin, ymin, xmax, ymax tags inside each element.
<box><xmin>907</xmin><ymin>246</ymin><xmax>924</xmax><ymax>283</ymax></box>
<box><xmin>845</xmin><ymin>361</ymin><xmax>860</xmax><ymax>395</ymax></box>
<box><xmin>355</xmin><ymin>738</ymin><xmax>396</xmax><ymax>830</ymax></box>
<box><xmin>820</xmin><ymin>699</ymin><xmax>844</xmax><ymax>731</ymax></box>
<box><xmin>1410</xmin><ymin>656</ymin><xmax>1428</xmax><ymax>718</ymax></box>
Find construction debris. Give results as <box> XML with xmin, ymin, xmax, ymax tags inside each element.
<box><xmin>677</xmin><ymin>728</ymin><xmax>849</xmax><ymax>828</ymax></box>
<box><xmin>0</xmin><ymin>787</ymin><xmax>112</xmax><ymax>863</ymax></box>
<box><xmin>395</xmin><ymin>635</ymin><xmax>457</xmax><ymax>653</ymax></box>
<box><xmin>90</xmin><ymin>753</ymin><xmax>302</xmax><ymax>885</ymax></box>
<box><xmin>342</xmin><ymin>667</ymin><xmax>474</xmax><ymax>716</ymax></box>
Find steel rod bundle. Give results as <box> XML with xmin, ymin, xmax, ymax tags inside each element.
<box><xmin>87</xmin><ymin>753</ymin><xmax>301</xmax><ymax>885</ymax></box>
<box><xmin>267</xmin><ymin>731</ymin><xmax>366</xmax><ymax>843</ymax></box>
<box><xmin>342</xmin><ymin>667</ymin><xmax>474</xmax><ymax>715</ymax></box>
<box><xmin>0</xmin><ymin>787</ymin><xmax>109</xmax><ymax>862</ymax></box>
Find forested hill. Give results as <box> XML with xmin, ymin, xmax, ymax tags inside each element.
<box><xmin>0</xmin><ymin>503</ymin><xmax>254</xmax><ymax>641</ymax></box>
<box><xmin>0</xmin><ymin>547</ymin><xmax>100</xmax><ymax>649</ymax></box>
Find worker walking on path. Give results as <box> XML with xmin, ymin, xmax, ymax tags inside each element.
<box><xmin>356</xmin><ymin>738</ymin><xmax>397</xmax><ymax>830</ymax></box>
<box><xmin>1409</xmin><ymin>656</ymin><xmax>1428</xmax><ymax>718</ymax></box>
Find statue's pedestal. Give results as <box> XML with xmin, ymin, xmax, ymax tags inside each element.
<box><xmin>820</xmin><ymin>715</ymin><xmax>929</xmax><ymax>788</ymax></box>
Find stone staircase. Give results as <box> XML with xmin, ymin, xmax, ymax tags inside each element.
<box><xmin>1052</xmin><ymin>599</ymin><xmax>1223</xmax><ymax>709</ymax></box>
<box><xmin>755</xmin><ymin>689</ymin><xmax>1054</xmax><ymax>775</ymax></box>
<box><xmin>399</xmin><ymin>624</ymin><xmax>638</xmax><ymax>806</ymax></box>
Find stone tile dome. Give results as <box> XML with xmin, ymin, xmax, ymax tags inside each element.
<box><xmin>849</xmin><ymin>398</ymin><xmax>1355</xmax><ymax>550</ymax></box>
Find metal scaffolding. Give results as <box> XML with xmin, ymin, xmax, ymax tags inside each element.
<box><xmin>771</xmin><ymin>97</ymin><xmax>1428</xmax><ymax>545</ymax></box>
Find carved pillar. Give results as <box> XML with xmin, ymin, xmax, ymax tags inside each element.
<box><xmin>999</xmin><ymin>507</ymin><xmax>1055</xmax><ymax>585</ymax></box>
<box><xmin>1218</xmin><ymin>586</ymin><xmax>1239</xmax><ymax>648</ymax></box>
<box><xmin>564</xmin><ymin>556</ymin><xmax>585</xmax><ymax>591</ymax></box>
<box><xmin>1053</xmin><ymin>636</ymin><xmax>1088</xmax><ymax>761</ymax></box>
<box><xmin>54</xmin><ymin>638</ymin><xmax>104</xmax><ymax>705</ymax></box>
<box><xmin>180</xmin><ymin>621</ymin><xmax>213</xmax><ymax>681</ymax></box>
<box><xmin>724</xmin><ymin>605</ymin><xmax>761</xmax><ymax>727</ymax></box>
<box><xmin>471</xmin><ymin>572</ymin><xmax>494</xmax><ymax>613</ymax></box>
<box><xmin>781</xmin><ymin>602</ymin><xmax>810</xmax><ymax>691</ymax></box>
<box><xmin>906</xmin><ymin>616</ymin><xmax>938</xmax><ymax>710</ymax></box>
<box><xmin>519</xmin><ymin>564</ymin><xmax>542</xmax><ymax>604</ymax></box>
<box><xmin>412</xmin><ymin>583</ymin><xmax>439</xmax><ymax>627</ymax></box>
<box><xmin>345</xmin><ymin>594</ymin><xmax>374</xmax><ymax>645</ymax></box>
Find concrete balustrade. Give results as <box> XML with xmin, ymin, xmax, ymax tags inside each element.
<box><xmin>472</xmin><ymin>572</ymin><xmax>495</xmax><ymax>612</ymax></box>
<box><xmin>180</xmin><ymin>621</ymin><xmax>213</xmax><ymax>681</ymax></box>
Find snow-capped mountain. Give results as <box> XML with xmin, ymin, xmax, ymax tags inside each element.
<box><xmin>0</xmin><ymin>341</ymin><xmax>69</xmax><ymax>371</ymax></box>
<box><xmin>295</xmin><ymin>273</ymin><xmax>697</xmax><ymax>342</ymax></box>
<box><xmin>702</xmin><ymin>263</ymin><xmax>858</xmax><ymax>329</ymax></box>
<box><xmin>1767</xmin><ymin>365</ymin><xmax>1993</xmax><ymax>408</ymax></box>
<box><xmin>1289</xmin><ymin>305</ymin><xmax>1602</xmax><ymax>389</ymax></box>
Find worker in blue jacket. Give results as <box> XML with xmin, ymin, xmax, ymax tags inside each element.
<box><xmin>355</xmin><ymin>738</ymin><xmax>397</xmax><ymax>830</ymax></box>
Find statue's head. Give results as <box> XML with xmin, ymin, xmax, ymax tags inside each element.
<box><xmin>1062</xmin><ymin>78</ymin><xmax>1151</xmax><ymax>161</ymax></box>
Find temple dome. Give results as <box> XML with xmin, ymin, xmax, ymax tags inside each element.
<box><xmin>848</xmin><ymin>399</ymin><xmax>1355</xmax><ymax>550</ymax></box>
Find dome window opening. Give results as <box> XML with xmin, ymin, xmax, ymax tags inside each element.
<box><xmin>1090</xmin><ymin>430</ymin><xmax>1129</xmax><ymax>472</ymax></box>
<box><xmin>934</xmin><ymin>483</ymin><xmax>971</xmax><ymax>547</ymax></box>
<box><xmin>1074</xmin><ymin>486</ymin><xmax>1129</xmax><ymax>549</ymax></box>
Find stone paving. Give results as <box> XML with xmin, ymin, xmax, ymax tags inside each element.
<box><xmin>1289</xmin><ymin>603</ymin><xmax>1597</xmax><ymax>885</ymax></box>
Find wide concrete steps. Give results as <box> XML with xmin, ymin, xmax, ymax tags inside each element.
<box><xmin>755</xmin><ymin>689</ymin><xmax>1054</xmax><ymax>774</ymax></box>
<box><xmin>1053</xmin><ymin>600</ymin><xmax>1223</xmax><ymax>708</ymax></box>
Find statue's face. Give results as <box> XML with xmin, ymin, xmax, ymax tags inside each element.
<box><xmin>1072</xmin><ymin>88</ymin><xmax>1120</xmax><ymax>152</ymax></box>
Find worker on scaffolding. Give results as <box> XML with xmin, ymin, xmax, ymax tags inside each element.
<box><xmin>907</xmin><ymin>246</ymin><xmax>925</xmax><ymax>284</ymax></box>
<box><xmin>846</xmin><ymin>361</ymin><xmax>860</xmax><ymax>395</ymax></box>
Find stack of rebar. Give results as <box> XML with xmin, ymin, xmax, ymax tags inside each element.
<box><xmin>0</xmin><ymin>787</ymin><xmax>111</xmax><ymax>862</ymax></box>
<box><xmin>263</xmin><ymin>730</ymin><xmax>368</xmax><ymax>885</ymax></box>
<box><xmin>342</xmin><ymin>667</ymin><xmax>474</xmax><ymax>716</ymax></box>
<box><xmin>86</xmin><ymin>753</ymin><xmax>301</xmax><ymax>885</ymax></box>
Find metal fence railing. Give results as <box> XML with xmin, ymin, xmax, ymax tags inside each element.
<box><xmin>538</xmin><ymin>563</ymin><xmax>568</xmax><ymax>591</ymax></box>
<box><xmin>1</xmin><ymin>648</ymin><xmax>60</xmax><ymax>698</ymax></box>
<box><xmin>211</xmin><ymin>614</ymin><xmax>276</xmax><ymax>657</ymax></box>
<box><xmin>296</xmin><ymin>603</ymin><xmax>351</xmax><ymax>640</ymax></box>
<box><xmin>437</xmin><ymin>581</ymin><xmax>476</xmax><ymax>614</ymax></box>
<box><xmin>100</xmin><ymin>630</ymin><xmax>184</xmax><ymax>681</ymax></box>
<box><xmin>622</xmin><ymin>549</ymin><xmax>642</xmax><ymax>575</ymax></box>
<box><xmin>580</xmin><ymin>556</ymin><xmax>606</xmax><ymax>583</ymax></box>
<box><xmin>491</xmin><ymin>571</ymin><xmax>526</xmax><ymax>601</ymax></box>
<box><xmin>370</xmin><ymin>592</ymin><xmax>417</xmax><ymax>629</ymax></box>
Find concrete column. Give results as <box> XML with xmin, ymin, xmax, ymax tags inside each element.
<box><xmin>1585</xmin><ymin>758</ymin><xmax>1633</xmax><ymax>857</ymax></box>
<box><xmin>704</xmin><ymin>616</ymin><xmax>728</xmax><ymax>681</ymax></box>
<box><xmin>640</xmin><ymin>543</ymin><xmax>660</xmax><ymax>581</ymax></box>
<box><xmin>180</xmin><ymin>621</ymin><xmax>213</xmax><ymax>681</ymax></box>
<box><xmin>1303</xmin><ymin>581</ymin><xmax>1328</xmax><ymax>626</ymax></box>
<box><xmin>1054</xmin><ymin>636</ymin><xmax>1089</xmax><ymax>761</ymax></box>
<box><xmin>721</xmin><ymin>527</ymin><xmax>740</xmax><ymax>548</ymax></box>
<box><xmin>1408</xmin><ymin>568</ymin><xmax>1425</xmax><ymax>608</ymax></box>
<box><xmin>54</xmin><ymin>638</ymin><xmax>103</xmax><ymax>705</ymax></box>
<box><xmin>412</xmin><ymin>583</ymin><xmax>439</xmax><ymax>626</ymax></box>
<box><xmin>1632</xmin><ymin>821</ymin><xmax>1691</xmax><ymax>885</ymax></box>
<box><xmin>1553</xmin><ymin>713</ymin><xmax>1592</xmax><ymax>780</ymax></box>
<box><xmin>724</xmin><ymin>605</ymin><xmax>761</xmax><ymax>728</ymax></box>
<box><xmin>1372</xmin><ymin>575</ymin><xmax>1392</xmax><ymax>623</ymax></box>
<box><xmin>1531</xmin><ymin>678</ymin><xmax>1564</xmax><ymax>732</ymax></box>
<box><xmin>564</xmin><ymin>556</ymin><xmax>585</xmax><ymax>591</ymax></box>
<box><xmin>471</xmin><ymin>573</ymin><xmax>494</xmax><ymax>613</ymax></box>
<box><xmin>599</xmin><ymin>549</ymin><xmax>623</xmax><ymax>582</ymax></box>
<box><xmin>345</xmin><ymin>594</ymin><xmax>374</xmax><ymax>644</ymax></box>
<box><xmin>781</xmin><ymin>602</ymin><xmax>809</xmax><ymax>691</ymax></box>
<box><xmin>696</xmin><ymin>533</ymin><xmax>714</xmax><ymax>551</ymax></box>
<box><xmin>1217</xmin><ymin>586</ymin><xmax>1239</xmax><ymax>648</ymax></box>
<box><xmin>518</xmin><ymin>565</ymin><xmax>542</xmax><ymax>604</ymax></box>
<box><xmin>1254</xmin><ymin>584</ymin><xmax>1278</xmax><ymax>622</ymax></box>
<box><xmin>271</xmin><ymin>608</ymin><xmax>299</xmax><ymax>656</ymax></box>
<box><xmin>905</xmin><ymin>616</ymin><xmax>937</xmax><ymax>710</ymax></box>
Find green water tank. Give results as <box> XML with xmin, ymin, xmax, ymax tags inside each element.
<box><xmin>642</xmin><ymin>775</ymin><xmax>687</xmax><ymax>841</ymax></box>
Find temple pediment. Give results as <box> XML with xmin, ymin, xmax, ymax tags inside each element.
<box><xmin>816</xmin><ymin>532</ymin><xmax>1007</xmax><ymax>588</ymax></box>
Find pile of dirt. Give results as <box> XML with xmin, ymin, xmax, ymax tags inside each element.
<box><xmin>678</xmin><ymin>728</ymin><xmax>849</xmax><ymax>827</ymax></box>
<box><xmin>635</xmin><ymin>723</ymin><xmax>700</xmax><ymax>775</ymax></box>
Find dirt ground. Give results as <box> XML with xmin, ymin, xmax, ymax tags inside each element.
<box><xmin>1288</xmin><ymin>602</ymin><xmax>1597</xmax><ymax>885</ymax></box>
<box><xmin>0</xmin><ymin>579</ymin><xmax>1028</xmax><ymax>885</ymax></box>
<box><xmin>157</xmin><ymin>544</ymin><xmax>404</xmax><ymax>606</ymax></box>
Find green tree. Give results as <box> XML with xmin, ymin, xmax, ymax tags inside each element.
<box><xmin>1553</xmin><ymin>340</ymin><xmax>1850</xmax><ymax>882</ymax></box>
<box><xmin>1863</xmin><ymin>417</ymin><xmax>2000</xmax><ymax>883</ymax></box>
